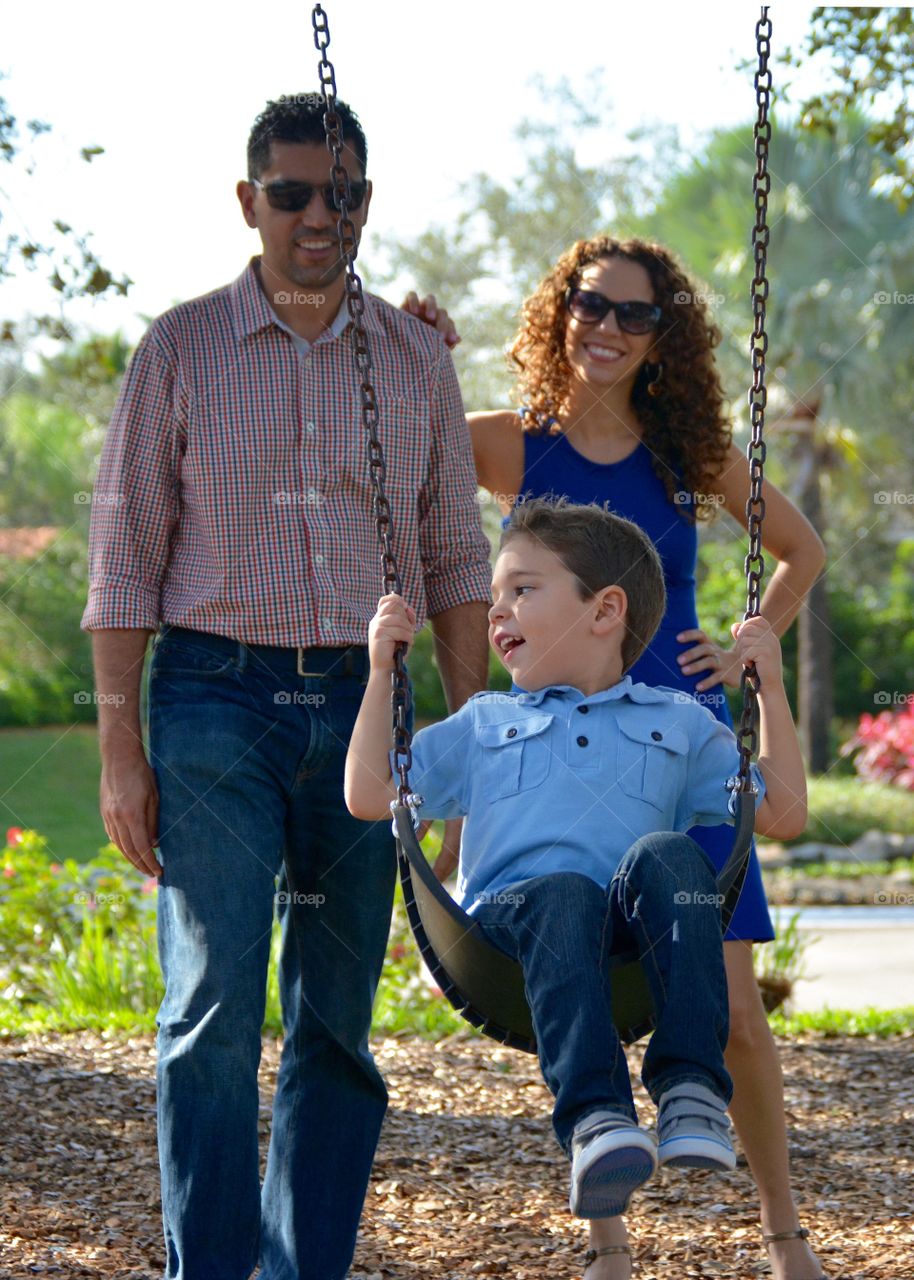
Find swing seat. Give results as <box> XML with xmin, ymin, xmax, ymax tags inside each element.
<box><xmin>393</xmin><ymin>796</ymin><xmax>756</xmax><ymax>1054</ymax></box>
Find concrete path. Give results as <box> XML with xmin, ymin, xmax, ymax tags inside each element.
<box><xmin>786</xmin><ymin>906</ymin><xmax>914</xmax><ymax>1011</ymax></box>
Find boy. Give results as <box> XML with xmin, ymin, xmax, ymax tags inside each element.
<box><xmin>345</xmin><ymin>499</ymin><xmax>807</xmax><ymax>1220</ymax></box>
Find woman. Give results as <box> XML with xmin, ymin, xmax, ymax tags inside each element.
<box><xmin>405</xmin><ymin>236</ymin><xmax>827</xmax><ymax>1280</ymax></box>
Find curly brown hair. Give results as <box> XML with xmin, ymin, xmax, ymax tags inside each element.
<box><xmin>508</xmin><ymin>235</ymin><xmax>732</xmax><ymax>521</ymax></box>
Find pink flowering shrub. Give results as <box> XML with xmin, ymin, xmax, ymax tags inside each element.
<box><xmin>841</xmin><ymin>700</ymin><xmax>914</xmax><ymax>791</ymax></box>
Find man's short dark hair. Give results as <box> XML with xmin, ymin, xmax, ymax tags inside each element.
<box><xmin>500</xmin><ymin>498</ymin><xmax>667</xmax><ymax>673</ymax></box>
<box><xmin>247</xmin><ymin>94</ymin><xmax>368</xmax><ymax>181</ymax></box>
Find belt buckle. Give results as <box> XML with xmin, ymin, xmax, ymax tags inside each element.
<box><xmin>296</xmin><ymin>648</ymin><xmax>322</xmax><ymax>678</ymax></box>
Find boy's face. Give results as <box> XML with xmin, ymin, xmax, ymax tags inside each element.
<box><xmin>489</xmin><ymin>535</ymin><xmax>624</xmax><ymax>693</ymax></box>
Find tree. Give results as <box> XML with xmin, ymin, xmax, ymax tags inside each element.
<box><xmin>782</xmin><ymin>7</ymin><xmax>914</xmax><ymax>207</ymax></box>
<box><xmin>645</xmin><ymin>113</ymin><xmax>914</xmax><ymax>769</ymax></box>
<box><xmin>0</xmin><ymin>78</ymin><xmax>131</xmax><ymax>344</ymax></box>
<box><xmin>378</xmin><ymin>77</ymin><xmax>667</xmax><ymax>410</ymax></box>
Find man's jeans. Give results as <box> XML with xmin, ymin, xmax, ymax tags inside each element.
<box><xmin>472</xmin><ymin>832</ymin><xmax>733</xmax><ymax>1153</ymax></box>
<box><xmin>148</xmin><ymin>626</ymin><xmax>397</xmax><ymax>1280</ymax></box>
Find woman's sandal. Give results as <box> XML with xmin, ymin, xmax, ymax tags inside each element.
<box><xmin>584</xmin><ymin>1244</ymin><xmax>631</xmax><ymax>1268</ymax></box>
<box><xmin>761</xmin><ymin>1227</ymin><xmax>827</xmax><ymax>1279</ymax></box>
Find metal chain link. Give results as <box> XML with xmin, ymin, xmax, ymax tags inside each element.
<box><xmin>736</xmin><ymin>5</ymin><xmax>772</xmax><ymax>786</ymax></box>
<box><xmin>312</xmin><ymin>3</ymin><xmax>414</xmax><ymax>799</ymax></box>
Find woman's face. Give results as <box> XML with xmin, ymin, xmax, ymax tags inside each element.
<box><xmin>563</xmin><ymin>256</ymin><xmax>659</xmax><ymax>395</ymax></box>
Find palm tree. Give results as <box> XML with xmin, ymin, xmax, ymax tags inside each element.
<box><xmin>645</xmin><ymin>114</ymin><xmax>914</xmax><ymax>770</ymax></box>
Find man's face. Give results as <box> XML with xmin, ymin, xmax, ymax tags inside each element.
<box><xmin>238</xmin><ymin>140</ymin><xmax>372</xmax><ymax>296</ymax></box>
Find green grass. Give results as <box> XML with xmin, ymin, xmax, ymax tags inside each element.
<box><xmin>0</xmin><ymin>725</ymin><xmax>107</xmax><ymax>862</ymax></box>
<box><xmin>767</xmin><ymin>1007</ymin><xmax>914</xmax><ymax>1038</ymax></box>
<box><xmin>772</xmin><ymin>856</ymin><xmax>914</xmax><ymax>880</ymax></box>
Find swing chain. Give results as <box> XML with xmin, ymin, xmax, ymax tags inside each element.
<box><xmin>736</xmin><ymin>5</ymin><xmax>772</xmax><ymax>785</ymax></box>
<box><xmin>312</xmin><ymin>3</ymin><xmax>414</xmax><ymax>799</ymax></box>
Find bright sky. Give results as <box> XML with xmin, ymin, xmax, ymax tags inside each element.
<box><xmin>2</xmin><ymin>1</ymin><xmax>826</xmax><ymax>342</ymax></box>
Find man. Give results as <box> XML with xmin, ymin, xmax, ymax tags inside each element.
<box><xmin>82</xmin><ymin>94</ymin><xmax>491</xmax><ymax>1280</ymax></box>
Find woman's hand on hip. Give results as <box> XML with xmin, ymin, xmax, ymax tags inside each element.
<box><xmin>676</xmin><ymin>628</ymin><xmax>742</xmax><ymax>692</ymax></box>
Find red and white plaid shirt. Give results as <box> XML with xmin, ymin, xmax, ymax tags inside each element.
<box><xmin>81</xmin><ymin>258</ymin><xmax>492</xmax><ymax>646</ymax></box>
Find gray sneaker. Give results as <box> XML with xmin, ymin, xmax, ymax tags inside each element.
<box><xmin>569</xmin><ymin>1108</ymin><xmax>658</xmax><ymax>1218</ymax></box>
<box><xmin>656</xmin><ymin>1082</ymin><xmax>736</xmax><ymax>1170</ymax></box>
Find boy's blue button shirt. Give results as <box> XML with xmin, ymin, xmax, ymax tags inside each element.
<box><xmin>397</xmin><ymin>676</ymin><xmax>766</xmax><ymax>914</ymax></box>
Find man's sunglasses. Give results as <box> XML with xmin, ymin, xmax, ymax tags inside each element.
<box><xmin>564</xmin><ymin>286</ymin><xmax>662</xmax><ymax>335</ymax></box>
<box><xmin>251</xmin><ymin>177</ymin><xmax>368</xmax><ymax>213</ymax></box>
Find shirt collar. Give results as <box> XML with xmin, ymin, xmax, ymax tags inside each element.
<box><xmin>229</xmin><ymin>256</ymin><xmax>384</xmax><ymax>343</ymax></box>
<box><xmin>516</xmin><ymin>675</ymin><xmax>671</xmax><ymax>707</ymax></box>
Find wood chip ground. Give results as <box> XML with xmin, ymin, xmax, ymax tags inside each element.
<box><xmin>0</xmin><ymin>1033</ymin><xmax>911</xmax><ymax>1278</ymax></box>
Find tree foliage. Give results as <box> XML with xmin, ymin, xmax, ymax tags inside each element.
<box><xmin>782</xmin><ymin>7</ymin><xmax>914</xmax><ymax>206</ymax></box>
<box><xmin>0</xmin><ymin>77</ymin><xmax>131</xmax><ymax>344</ymax></box>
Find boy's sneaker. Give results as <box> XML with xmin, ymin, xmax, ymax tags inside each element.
<box><xmin>569</xmin><ymin>1109</ymin><xmax>658</xmax><ymax>1218</ymax></box>
<box><xmin>656</xmin><ymin>1081</ymin><xmax>736</xmax><ymax>1171</ymax></box>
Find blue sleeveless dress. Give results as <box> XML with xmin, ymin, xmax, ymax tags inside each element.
<box><xmin>513</xmin><ymin>429</ymin><xmax>774</xmax><ymax>942</ymax></box>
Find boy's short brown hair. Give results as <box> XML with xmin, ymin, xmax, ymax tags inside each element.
<box><xmin>500</xmin><ymin>498</ymin><xmax>667</xmax><ymax>673</ymax></box>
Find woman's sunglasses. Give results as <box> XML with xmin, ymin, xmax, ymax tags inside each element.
<box><xmin>564</xmin><ymin>286</ymin><xmax>662</xmax><ymax>335</ymax></box>
<box><xmin>251</xmin><ymin>177</ymin><xmax>368</xmax><ymax>213</ymax></box>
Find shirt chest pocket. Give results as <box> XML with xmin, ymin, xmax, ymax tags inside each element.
<box><xmin>474</xmin><ymin>713</ymin><xmax>554</xmax><ymax>803</ymax></box>
<box><xmin>616</xmin><ymin>720</ymin><xmax>690</xmax><ymax>810</ymax></box>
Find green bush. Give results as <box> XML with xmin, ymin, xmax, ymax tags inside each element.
<box><xmin>0</xmin><ymin>826</ymin><xmax>464</xmax><ymax>1039</ymax></box>
<box><xmin>798</xmin><ymin>776</ymin><xmax>914</xmax><ymax>845</ymax></box>
<box><xmin>0</xmin><ymin>534</ymin><xmax>95</xmax><ymax>726</ymax></box>
<box><xmin>0</xmin><ymin>829</ymin><xmax>159</xmax><ymax>1023</ymax></box>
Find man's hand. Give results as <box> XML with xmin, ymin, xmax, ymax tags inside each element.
<box><xmin>100</xmin><ymin>752</ymin><xmax>161</xmax><ymax>877</ymax></box>
<box><xmin>401</xmin><ymin>292</ymin><xmax>461</xmax><ymax>349</ymax></box>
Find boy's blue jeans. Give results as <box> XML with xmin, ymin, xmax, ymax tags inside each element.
<box><xmin>148</xmin><ymin>626</ymin><xmax>397</xmax><ymax>1280</ymax></box>
<box><xmin>473</xmin><ymin>832</ymin><xmax>733</xmax><ymax>1153</ymax></box>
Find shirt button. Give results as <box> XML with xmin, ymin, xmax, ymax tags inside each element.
<box><xmin>305</xmin><ymin>421</ymin><xmax>316</xmax><ymax>433</ymax></box>
<box><xmin>321</xmin><ymin>617</ymin><xmax>332</xmax><ymax>630</ymax></box>
<box><xmin>651</xmin><ymin>730</ymin><xmax>663</xmax><ymax>741</ymax></box>
<box><xmin>314</xmin><ymin>554</ymin><xmax>324</xmax><ymax>566</ymax></box>
<box><xmin>506</xmin><ymin>727</ymin><xmax>518</xmax><ymax>739</ymax></box>
<box><xmin>577</xmin><ymin>705</ymin><xmax>589</xmax><ymax>714</ymax></box>
<box><xmin>577</xmin><ymin>735</ymin><xmax>589</xmax><ymax>747</ymax></box>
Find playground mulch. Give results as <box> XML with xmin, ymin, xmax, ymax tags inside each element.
<box><xmin>0</xmin><ymin>1031</ymin><xmax>911</xmax><ymax>1279</ymax></box>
